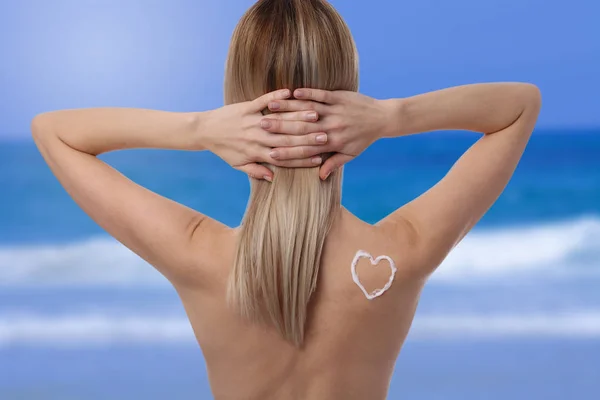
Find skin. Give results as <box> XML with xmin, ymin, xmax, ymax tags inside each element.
<box><xmin>32</xmin><ymin>83</ymin><xmax>541</xmax><ymax>399</ymax></box>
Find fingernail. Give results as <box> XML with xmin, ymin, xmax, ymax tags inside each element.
<box><xmin>270</xmin><ymin>150</ymin><xmax>280</xmax><ymax>159</ymax></box>
<box><xmin>316</xmin><ymin>134</ymin><xmax>327</xmax><ymax>143</ymax></box>
<box><xmin>311</xmin><ymin>156</ymin><xmax>322</xmax><ymax>165</ymax></box>
<box><xmin>261</xmin><ymin>120</ymin><xmax>272</xmax><ymax>129</ymax></box>
<box><xmin>269</xmin><ymin>102</ymin><xmax>280</xmax><ymax>110</ymax></box>
<box><xmin>279</xmin><ymin>89</ymin><xmax>291</xmax><ymax>98</ymax></box>
<box><xmin>306</xmin><ymin>112</ymin><xmax>317</xmax><ymax>121</ymax></box>
<box><xmin>295</xmin><ymin>90</ymin><xmax>305</xmax><ymax>98</ymax></box>
<box><xmin>325</xmin><ymin>171</ymin><xmax>331</xmax><ymax>179</ymax></box>
<box><xmin>264</xmin><ymin>175</ymin><xmax>272</xmax><ymax>182</ymax></box>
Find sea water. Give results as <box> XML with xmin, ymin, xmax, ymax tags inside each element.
<box><xmin>1</xmin><ymin>130</ymin><xmax>599</xmax><ymax>399</ymax></box>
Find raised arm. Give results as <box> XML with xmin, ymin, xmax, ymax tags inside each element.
<box><xmin>380</xmin><ymin>83</ymin><xmax>541</xmax><ymax>274</ymax></box>
<box><xmin>31</xmin><ymin>89</ymin><xmax>327</xmax><ymax>285</ymax></box>
<box><xmin>261</xmin><ymin>83</ymin><xmax>541</xmax><ymax>277</ymax></box>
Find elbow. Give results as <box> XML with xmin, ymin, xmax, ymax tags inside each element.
<box><xmin>30</xmin><ymin>113</ymin><xmax>55</xmax><ymax>141</ymax></box>
<box><xmin>521</xmin><ymin>83</ymin><xmax>542</xmax><ymax>112</ymax></box>
<box><xmin>507</xmin><ymin>83</ymin><xmax>541</xmax><ymax>128</ymax></box>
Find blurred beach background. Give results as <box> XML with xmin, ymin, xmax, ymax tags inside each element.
<box><xmin>1</xmin><ymin>0</ymin><xmax>599</xmax><ymax>399</ymax></box>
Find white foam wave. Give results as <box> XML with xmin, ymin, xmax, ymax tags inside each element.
<box><xmin>3</xmin><ymin>311</ymin><xmax>600</xmax><ymax>347</ymax></box>
<box><xmin>432</xmin><ymin>216</ymin><xmax>600</xmax><ymax>281</ymax></box>
<box><xmin>0</xmin><ymin>238</ymin><xmax>166</xmax><ymax>286</ymax></box>
<box><xmin>0</xmin><ymin>313</ymin><xmax>193</xmax><ymax>346</ymax></box>
<box><xmin>410</xmin><ymin>312</ymin><xmax>600</xmax><ymax>339</ymax></box>
<box><xmin>1</xmin><ymin>217</ymin><xmax>599</xmax><ymax>286</ymax></box>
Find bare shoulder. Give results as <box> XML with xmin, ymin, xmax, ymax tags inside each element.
<box><xmin>178</xmin><ymin>217</ymin><xmax>237</xmax><ymax>290</ymax></box>
<box><xmin>337</xmin><ymin>210</ymin><xmax>423</xmax><ymax>281</ymax></box>
<box><xmin>372</xmin><ymin>215</ymin><xmax>426</xmax><ymax>280</ymax></box>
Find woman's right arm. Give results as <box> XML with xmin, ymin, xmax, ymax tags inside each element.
<box><xmin>262</xmin><ymin>83</ymin><xmax>541</xmax><ymax>277</ymax></box>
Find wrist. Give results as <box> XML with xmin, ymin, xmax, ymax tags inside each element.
<box><xmin>379</xmin><ymin>98</ymin><xmax>406</xmax><ymax>138</ymax></box>
<box><xmin>187</xmin><ymin>111</ymin><xmax>212</xmax><ymax>151</ymax></box>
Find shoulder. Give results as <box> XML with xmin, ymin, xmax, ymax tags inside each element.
<box><xmin>374</xmin><ymin>214</ymin><xmax>430</xmax><ymax>281</ymax></box>
<box><xmin>337</xmin><ymin>210</ymin><xmax>422</xmax><ymax>279</ymax></box>
<box><xmin>174</xmin><ymin>217</ymin><xmax>237</xmax><ymax>290</ymax></box>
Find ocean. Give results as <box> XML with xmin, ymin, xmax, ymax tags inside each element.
<box><xmin>1</xmin><ymin>130</ymin><xmax>599</xmax><ymax>399</ymax></box>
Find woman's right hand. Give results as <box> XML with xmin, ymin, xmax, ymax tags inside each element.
<box><xmin>261</xmin><ymin>88</ymin><xmax>399</xmax><ymax>180</ymax></box>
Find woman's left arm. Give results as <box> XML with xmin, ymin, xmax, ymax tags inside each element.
<box><xmin>31</xmin><ymin>89</ymin><xmax>326</xmax><ymax>286</ymax></box>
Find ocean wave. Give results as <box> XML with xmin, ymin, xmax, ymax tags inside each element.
<box><xmin>1</xmin><ymin>217</ymin><xmax>599</xmax><ymax>286</ymax></box>
<box><xmin>2</xmin><ymin>311</ymin><xmax>600</xmax><ymax>347</ymax></box>
<box><xmin>0</xmin><ymin>313</ymin><xmax>191</xmax><ymax>346</ymax></box>
<box><xmin>0</xmin><ymin>238</ymin><xmax>165</xmax><ymax>286</ymax></box>
<box><xmin>432</xmin><ymin>216</ymin><xmax>600</xmax><ymax>282</ymax></box>
<box><xmin>410</xmin><ymin>311</ymin><xmax>600</xmax><ymax>339</ymax></box>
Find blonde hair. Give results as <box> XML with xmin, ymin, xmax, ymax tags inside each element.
<box><xmin>225</xmin><ymin>0</ymin><xmax>359</xmax><ymax>347</ymax></box>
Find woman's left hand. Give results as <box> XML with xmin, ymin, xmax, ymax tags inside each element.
<box><xmin>203</xmin><ymin>89</ymin><xmax>329</xmax><ymax>181</ymax></box>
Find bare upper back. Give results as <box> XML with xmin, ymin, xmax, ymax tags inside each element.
<box><xmin>175</xmin><ymin>208</ymin><xmax>426</xmax><ymax>400</ymax></box>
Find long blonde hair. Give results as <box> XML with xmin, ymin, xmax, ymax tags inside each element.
<box><xmin>225</xmin><ymin>0</ymin><xmax>359</xmax><ymax>347</ymax></box>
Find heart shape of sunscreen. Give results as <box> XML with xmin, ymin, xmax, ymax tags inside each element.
<box><xmin>351</xmin><ymin>250</ymin><xmax>397</xmax><ymax>300</ymax></box>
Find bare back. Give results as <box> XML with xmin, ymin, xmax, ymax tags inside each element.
<box><xmin>32</xmin><ymin>81</ymin><xmax>540</xmax><ymax>400</ymax></box>
<box><xmin>176</xmin><ymin>209</ymin><xmax>423</xmax><ymax>400</ymax></box>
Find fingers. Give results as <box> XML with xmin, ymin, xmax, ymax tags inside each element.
<box><xmin>260</xmin><ymin>118</ymin><xmax>321</xmax><ymax>135</ymax></box>
<box><xmin>271</xmin><ymin>156</ymin><xmax>324</xmax><ymax>169</ymax></box>
<box><xmin>319</xmin><ymin>153</ymin><xmax>353</xmax><ymax>180</ymax></box>
<box><xmin>238</xmin><ymin>163</ymin><xmax>273</xmax><ymax>182</ymax></box>
<box><xmin>293</xmin><ymin>88</ymin><xmax>337</xmax><ymax>104</ymax></box>
<box><xmin>240</xmin><ymin>153</ymin><xmax>349</xmax><ymax>179</ymax></box>
<box><xmin>250</xmin><ymin>89</ymin><xmax>292</xmax><ymax>112</ymax></box>
<box><xmin>269</xmin><ymin>110</ymin><xmax>319</xmax><ymax>122</ymax></box>
<box><xmin>268</xmin><ymin>100</ymin><xmax>326</xmax><ymax>114</ymax></box>
<box><xmin>266</xmin><ymin>132</ymin><xmax>327</xmax><ymax>148</ymax></box>
<box><xmin>269</xmin><ymin>145</ymin><xmax>326</xmax><ymax>161</ymax></box>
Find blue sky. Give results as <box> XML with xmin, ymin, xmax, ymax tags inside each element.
<box><xmin>0</xmin><ymin>0</ymin><xmax>598</xmax><ymax>139</ymax></box>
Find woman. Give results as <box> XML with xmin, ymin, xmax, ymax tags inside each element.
<box><xmin>31</xmin><ymin>0</ymin><xmax>541</xmax><ymax>398</ymax></box>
